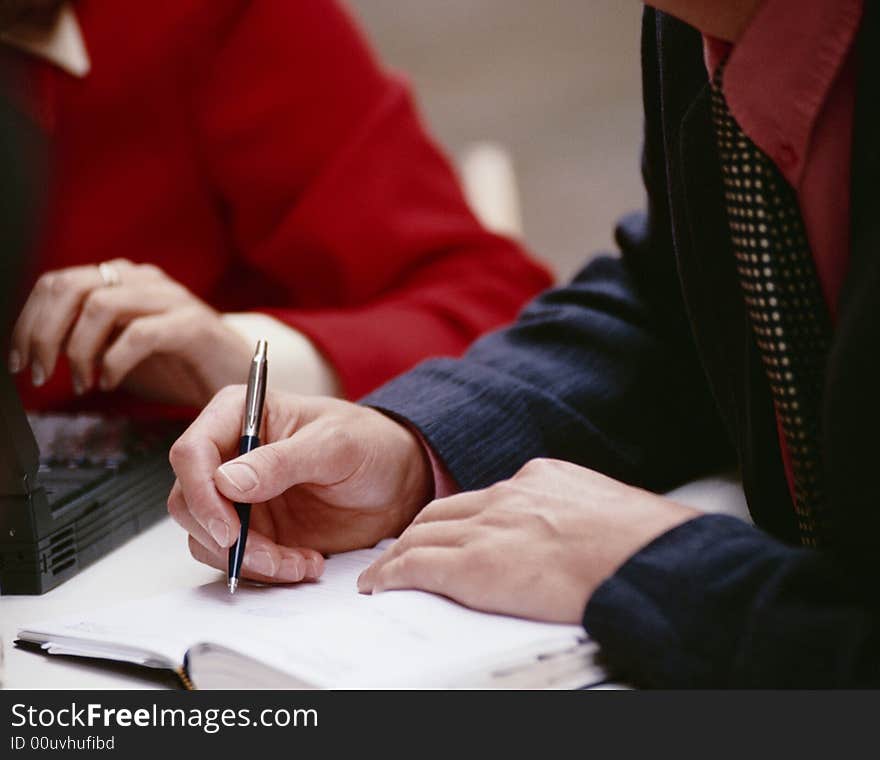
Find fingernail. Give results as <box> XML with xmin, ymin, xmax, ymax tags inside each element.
<box><xmin>98</xmin><ymin>374</ymin><xmax>111</xmax><ymax>391</ymax></box>
<box><xmin>217</xmin><ymin>462</ymin><xmax>259</xmax><ymax>493</ymax></box>
<box><xmin>8</xmin><ymin>350</ymin><xmax>21</xmax><ymax>374</ymax></box>
<box><xmin>72</xmin><ymin>375</ymin><xmax>84</xmax><ymax>396</ymax></box>
<box><xmin>305</xmin><ymin>558</ymin><xmax>320</xmax><ymax>579</ymax></box>
<box><xmin>208</xmin><ymin>519</ymin><xmax>230</xmax><ymax>547</ymax></box>
<box><xmin>279</xmin><ymin>556</ymin><xmax>305</xmax><ymax>581</ymax></box>
<box><xmin>357</xmin><ymin>572</ymin><xmax>371</xmax><ymax>594</ymax></box>
<box><xmin>247</xmin><ymin>551</ymin><xmax>276</xmax><ymax>577</ymax></box>
<box><xmin>31</xmin><ymin>361</ymin><xmax>45</xmax><ymax>387</ymax></box>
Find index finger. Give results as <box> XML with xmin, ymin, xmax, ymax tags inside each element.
<box><xmin>11</xmin><ymin>265</ymin><xmax>105</xmax><ymax>380</ymax></box>
<box><xmin>168</xmin><ymin>385</ymin><xmax>251</xmax><ymax>540</ymax></box>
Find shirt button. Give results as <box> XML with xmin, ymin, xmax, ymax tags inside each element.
<box><xmin>777</xmin><ymin>143</ymin><xmax>797</xmax><ymax>170</ymax></box>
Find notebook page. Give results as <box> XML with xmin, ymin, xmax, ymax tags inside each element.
<box><xmin>20</xmin><ymin>542</ymin><xmax>590</xmax><ymax>687</ymax></box>
<box><xmin>19</xmin><ymin>546</ymin><xmax>400</xmax><ymax>669</ymax></box>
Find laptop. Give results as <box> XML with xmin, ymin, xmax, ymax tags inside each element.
<box><xmin>0</xmin><ymin>369</ymin><xmax>179</xmax><ymax>595</ymax></box>
<box><xmin>0</xmin><ymin>89</ymin><xmax>174</xmax><ymax>595</ymax></box>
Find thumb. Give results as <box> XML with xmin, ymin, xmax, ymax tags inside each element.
<box><xmin>213</xmin><ymin>422</ymin><xmax>363</xmax><ymax>503</ymax></box>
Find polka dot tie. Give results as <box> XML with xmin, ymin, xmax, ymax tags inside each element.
<box><xmin>709</xmin><ymin>71</ymin><xmax>832</xmax><ymax>547</ymax></box>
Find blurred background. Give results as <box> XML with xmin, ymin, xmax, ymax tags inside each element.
<box><xmin>349</xmin><ymin>0</ymin><xmax>645</xmax><ymax>280</ymax></box>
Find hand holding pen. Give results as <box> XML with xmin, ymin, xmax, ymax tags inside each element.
<box><xmin>167</xmin><ymin>360</ymin><xmax>430</xmax><ymax>587</ymax></box>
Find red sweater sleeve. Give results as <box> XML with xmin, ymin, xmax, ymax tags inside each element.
<box><xmin>195</xmin><ymin>0</ymin><xmax>552</xmax><ymax>398</ymax></box>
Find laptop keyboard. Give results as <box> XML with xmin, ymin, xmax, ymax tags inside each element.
<box><xmin>38</xmin><ymin>465</ymin><xmax>113</xmax><ymax>505</ymax></box>
<box><xmin>27</xmin><ymin>414</ymin><xmax>172</xmax><ymax>508</ymax></box>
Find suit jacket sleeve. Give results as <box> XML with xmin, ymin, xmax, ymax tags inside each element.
<box><xmin>583</xmin><ymin>513</ymin><xmax>880</xmax><ymax>687</ymax></box>
<box><xmin>193</xmin><ymin>0</ymin><xmax>551</xmax><ymax>399</ymax></box>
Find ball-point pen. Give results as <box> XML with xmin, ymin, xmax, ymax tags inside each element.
<box><xmin>227</xmin><ymin>339</ymin><xmax>268</xmax><ymax>594</ymax></box>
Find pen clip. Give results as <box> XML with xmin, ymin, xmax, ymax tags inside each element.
<box><xmin>241</xmin><ymin>340</ymin><xmax>268</xmax><ymax>438</ymax></box>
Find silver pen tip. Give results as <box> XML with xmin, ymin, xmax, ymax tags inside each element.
<box><xmin>227</xmin><ymin>577</ymin><xmax>238</xmax><ymax>595</ymax></box>
<box><xmin>254</xmin><ymin>340</ymin><xmax>267</xmax><ymax>362</ymax></box>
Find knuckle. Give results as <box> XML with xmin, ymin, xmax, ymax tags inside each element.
<box><xmin>322</xmin><ymin>423</ymin><xmax>358</xmax><ymax>458</ymax></box>
<box><xmin>31</xmin><ymin>334</ymin><xmax>54</xmax><ymax>358</ymax></box>
<box><xmin>124</xmin><ymin>321</ymin><xmax>152</xmax><ymax>348</ymax></box>
<box><xmin>64</xmin><ymin>342</ymin><xmax>87</xmax><ymax>366</ymax></box>
<box><xmin>53</xmin><ymin>271</ymin><xmax>75</xmax><ymax>295</ymax></box>
<box><xmin>264</xmin><ymin>390</ymin><xmax>299</xmax><ymax>432</ymax></box>
<box><xmin>170</xmin><ymin>283</ymin><xmax>193</xmax><ymax>302</ymax></box>
<box><xmin>476</xmin><ymin>505</ymin><xmax>515</xmax><ymax>530</ymax></box>
<box><xmin>410</xmin><ymin>522</ymin><xmax>443</xmax><ymax>549</ymax></box>
<box><xmin>517</xmin><ymin>458</ymin><xmax>542</xmax><ymax>476</ymax></box>
<box><xmin>483</xmin><ymin>480</ymin><xmax>517</xmax><ymax>507</ymax></box>
<box><xmin>137</xmin><ymin>262</ymin><xmax>162</xmax><ymax>278</ymax></box>
<box><xmin>168</xmin><ymin>437</ymin><xmax>197</xmax><ymax>469</ymax></box>
<box><xmin>216</xmin><ymin>384</ymin><xmax>245</xmax><ymax>403</ymax></box>
<box><xmin>393</xmin><ymin>550</ymin><xmax>419</xmax><ymax>583</ymax></box>
<box><xmin>38</xmin><ymin>272</ymin><xmax>62</xmax><ymax>295</ymax></box>
<box><xmin>485</xmin><ymin>479</ymin><xmax>508</xmax><ymax>496</ymax></box>
<box><xmin>475</xmin><ymin>486</ymin><xmax>523</xmax><ymax>524</ymax></box>
<box><xmin>182</xmin><ymin>310</ymin><xmax>212</xmax><ymax>339</ymax></box>
<box><xmin>516</xmin><ymin>457</ymin><xmax>558</xmax><ymax>478</ymax></box>
<box><xmin>81</xmin><ymin>289</ymin><xmax>110</xmax><ymax>319</ymax></box>
<box><xmin>394</xmin><ymin>526</ymin><xmax>421</xmax><ymax>553</ymax></box>
<box><xmin>414</xmin><ymin>500</ymin><xmax>444</xmax><ymax>524</ymax></box>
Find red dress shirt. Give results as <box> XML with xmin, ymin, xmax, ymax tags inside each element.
<box><xmin>1</xmin><ymin>0</ymin><xmax>551</xmax><ymax>410</ymax></box>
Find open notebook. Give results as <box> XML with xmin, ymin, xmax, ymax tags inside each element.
<box><xmin>17</xmin><ymin>541</ymin><xmax>606</xmax><ymax>689</ymax></box>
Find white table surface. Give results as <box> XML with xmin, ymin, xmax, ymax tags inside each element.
<box><xmin>1</xmin><ymin>473</ymin><xmax>750</xmax><ymax>690</ymax></box>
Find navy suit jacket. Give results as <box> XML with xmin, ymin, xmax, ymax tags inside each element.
<box><xmin>364</xmin><ymin>6</ymin><xmax>880</xmax><ymax>687</ymax></box>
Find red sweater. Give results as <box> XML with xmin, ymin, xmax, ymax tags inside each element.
<box><xmin>2</xmin><ymin>0</ymin><xmax>551</xmax><ymax>409</ymax></box>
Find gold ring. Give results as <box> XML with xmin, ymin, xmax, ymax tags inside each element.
<box><xmin>97</xmin><ymin>262</ymin><xmax>121</xmax><ymax>287</ymax></box>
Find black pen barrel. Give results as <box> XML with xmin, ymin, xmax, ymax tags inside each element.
<box><xmin>228</xmin><ymin>433</ymin><xmax>260</xmax><ymax>584</ymax></box>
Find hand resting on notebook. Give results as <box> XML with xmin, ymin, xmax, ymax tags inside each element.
<box><xmin>168</xmin><ymin>385</ymin><xmax>432</xmax><ymax>584</ymax></box>
<box><xmin>356</xmin><ymin>458</ymin><xmax>697</xmax><ymax>623</ymax></box>
<box><xmin>168</xmin><ymin>386</ymin><xmax>696</xmax><ymax>624</ymax></box>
